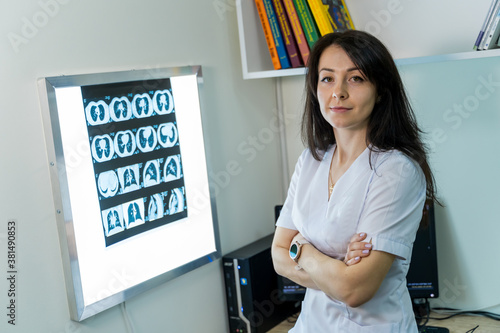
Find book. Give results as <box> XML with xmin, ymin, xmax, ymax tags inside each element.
<box><xmin>282</xmin><ymin>0</ymin><xmax>311</xmax><ymax>65</ymax></box>
<box><xmin>255</xmin><ymin>0</ymin><xmax>282</xmax><ymax>70</ymax></box>
<box><xmin>474</xmin><ymin>0</ymin><xmax>499</xmax><ymax>50</ymax></box>
<box><xmin>479</xmin><ymin>0</ymin><xmax>500</xmax><ymax>50</ymax></box>
<box><xmin>339</xmin><ymin>0</ymin><xmax>355</xmax><ymax>30</ymax></box>
<box><xmin>263</xmin><ymin>0</ymin><xmax>292</xmax><ymax>69</ymax></box>
<box><xmin>306</xmin><ymin>0</ymin><xmax>335</xmax><ymax>36</ymax></box>
<box><xmin>292</xmin><ymin>0</ymin><xmax>321</xmax><ymax>49</ymax></box>
<box><xmin>272</xmin><ymin>0</ymin><xmax>303</xmax><ymax>67</ymax></box>
<box><xmin>323</xmin><ymin>0</ymin><xmax>350</xmax><ymax>32</ymax></box>
<box><xmin>323</xmin><ymin>3</ymin><xmax>339</xmax><ymax>32</ymax></box>
<box><xmin>483</xmin><ymin>4</ymin><xmax>500</xmax><ymax>49</ymax></box>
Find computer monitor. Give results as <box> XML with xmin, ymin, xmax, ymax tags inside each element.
<box><xmin>274</xmin><ymin>205</ymin><xmax>306</xmax><ymax>302</ymax></box>
<box><xmin>407</xmin><ymin>200</ymin><xmax>439</xmax><ymax>300</ymax></box>
<box><xmin>275</xmin><ymin>201</ymin><xmax>439</xmax><ymax>302</ymax></box>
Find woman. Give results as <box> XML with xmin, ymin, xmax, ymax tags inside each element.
<box><xmin>272</xmin><ymin>30</ymin><xmax>438</xmax><ymax>332</ymax></box>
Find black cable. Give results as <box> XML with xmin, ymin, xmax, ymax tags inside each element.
<box><xmin>418</xmin><ymin>299</ymin><xmax>430</xmax><ymax>329</ymax></box>
<box><xmin>413</xmin><ymin>298</ymin><xmax>432</xmax><ymax>330</ymax></box>
<box><xmin>431</xmin><ymin>307</ymin><xmax>500</xmax><ymax>321</ymax></box>
<box><xmin>465</xmin><ymin>325</ymin><xmax>479</xmax><ymax>333</ymax></box>
<box><xmin>414</xmin><ymin>300</ymin><xmax>500</xmax><ymax>332</ymax></box>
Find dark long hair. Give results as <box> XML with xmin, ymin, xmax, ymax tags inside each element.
<box><xmin>302</xmin><ymin>30</ymin><xmax>438</xmax><ymax>206</ymax></box>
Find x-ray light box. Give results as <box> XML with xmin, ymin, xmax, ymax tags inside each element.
<box><xmin>38</xmin><ymin>66</ymin><xmax>220</xmax><ymax>321</ymax></box>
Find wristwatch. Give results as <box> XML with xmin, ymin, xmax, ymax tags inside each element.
<box><xmin>289</xmin><ymin>239</ymin><xmax>309</xmax><ymax>263</ymax></box>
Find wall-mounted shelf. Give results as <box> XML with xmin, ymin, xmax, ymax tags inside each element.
<box><xmin>236</xmin><ymin>0</ymin><xmax>307</xmax><ymax>79</ymax></box>
<box><xmin>236</xmin><ymin>0</ymin><xmax>500</xmax><ymax>79</ymax></box>
<box><xmin>395</xmin><ymin>47</ymin><xmax>500</xmax><ymax>66</ymax></box>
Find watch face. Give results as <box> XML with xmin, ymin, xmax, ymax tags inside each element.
<box><xmin>290</xmin><ymin>243</ymin><xmax>299</xmax><ymax>259</ymax></box>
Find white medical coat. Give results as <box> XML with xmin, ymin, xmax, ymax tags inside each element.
<box><xmin>276</xmin><ymin>145</ymin><xmax>426</xmax><ymax>332</ymax></box>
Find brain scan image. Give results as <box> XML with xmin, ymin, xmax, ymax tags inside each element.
<box><xmin>85</xmin><ymin>100</ymin><xmax>110</xmax><ymax>126</ymax></box>
<box><xmin>91</xmin><ymin>134</ymin><xmax>114</xmax><ymax>162</ymax></box>
<box><xmin>101</xmin><ymin>206</ymin><xmax>124</xmax><ymax>236</ymax></box>
<box><xmin>123</xmin><ymin>199</ymin><xmax>145</xmax><ymax>228</ymax></box>
<box><xmin>132</xmin><ymin>93</ymin><xmax>153</xmax><ymax>118</ymax></box>
<box><xmin>118</xmin><ymin>164</ymin><xmax>141</xmax><ymax>193</ymax></box>
<box><xmin>163</xmin><ymin>155</ymin><xmax>182</xmax><ymax>182</ymax></box>
<box><xmin>97</xmin><ymin>170</ymin><xmax>119</xmax><ymax>198</ymax></box>
<box><xmin>153</xmin><ymin>89</ymin><xmax>174</xmax><ymax>115</ymax></box>
<box><xmin>114</xmin><ymin>130</ymin><xmax>136</xmax><ymax>158</ymax></box>
<box><xmin>136</xmin><ymin>126</ymin><xmax>157</xmax><ymax>153</ymax></box>
<box><xmin>168</xmin><ymin>188</ymin><xmax>185</xmax><ymax>215</ymax></box>
<box><xmin>109</xmin><ymin>96</ymin><xmax>132</xmax><ymax>122</ymax></box>
<box><xmin>143</xmin><ymin>160</ymin><xmax>160</xmax><ymax>187</ymax></box>
<box><xmin>157</xmin><ymin>123</ymin><xmax>178</xmax><ymax>148</ymax></box>
<box><xmin>147</xmin><ymin>193</ymin><xmax>164</xmax><ymax>222</ymax></box>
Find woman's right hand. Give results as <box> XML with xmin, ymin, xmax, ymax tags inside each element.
<box><xmin>344</xmin><ymin>232</ymin><xmax>372</xmax><ymax>266</ymax></box>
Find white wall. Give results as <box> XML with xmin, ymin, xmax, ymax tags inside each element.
<box><xmin>347</xmin><ymin>0</ymin><xmax>492</xmax><ymax>59</ymax></box>
<box><xmin>0</xmin><ymin>0</ymin><xmax>284</xmax><ymax>332</ymax></box>
<box><xmin>279</xmin><ymin>0</ymin><xmax>500</xmax><ymax>316</ymax></box>
<box><xmin>398</xmin><ymin>56</ymin><xmax>500</xmax><ymax>313</ymax></box>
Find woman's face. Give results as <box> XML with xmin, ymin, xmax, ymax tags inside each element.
<box><xmin>316</xmin><ymin>45</ymin><xmax>378</xmax><ymax>134</ymax></box>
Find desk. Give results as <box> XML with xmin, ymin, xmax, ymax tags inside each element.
<box><xmin>268</xmin><ymin>312</ymin><xmax>500</xmax><ymax>332</ymax></box>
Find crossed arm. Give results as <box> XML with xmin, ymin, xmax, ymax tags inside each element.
<box><xmin>271</xmin><ymin>227</ymin><xmax>395</xmax><ymax>308</ymax></box>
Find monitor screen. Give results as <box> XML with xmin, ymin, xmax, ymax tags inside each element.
<box><xmin>275</xmin><ymin>201</ymin><xmax>439</xmax><ymax>302</ymax></box>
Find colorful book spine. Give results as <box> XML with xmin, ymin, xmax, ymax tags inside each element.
<box><xmin>474</xmin><ymin>0</ymin><xmax>498</xmax><ymax>50</ymax></box>
<box><xmin>483</xmin><ymin>5</ymin><xmax>500</xmax><ymax>49</ymax></box>
<box><xmin>340</xmin><ymin>0</ymin><xmax>355</xmax><ymax>30</ymax></box>
<box><xmin>323</xmin><ymin>2</ymin><xmax>339</xmax><ymax>31</ymax></box>
<box><xmin>292</xmin><ymin>0</ymin><xmax>320</xmax><ymax>49</ymax></box>
<box><xmin>255</xmin><ymin>0</ymin><xmax>282</xmax><ymax>70</ymax></box>
<box><xmin>263</xmin><ymin>0</ymin><xmax>291</xmax><ymax>69</ymax></box>
<box><xmin>306</xmin><ymin>0</ymin><xmax>335</xmax><ymax>36</ymax></box>
<box><xmin>479</xmin><ymin>0</ymin><xmax>500</xmax><ymax>50</ymax></box>
<box><xmin>272</xmin><ymin>0</ymin><xmax>303</xmax><ymax>67</ymax></box>
<box><xmin>282</xmin><ymin>0</ymin><xmax>310</xmax><ymax>65</ymax></box>
<box><xmin>324</xmin><ymin>0</ymin><xmax>349</xmax><ymax>32</ymax></box>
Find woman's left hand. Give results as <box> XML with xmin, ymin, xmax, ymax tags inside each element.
<box><xmin>344</xmin><ymin>233</ymin><xmax>372</xmax><ymax>266</ymax></box>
